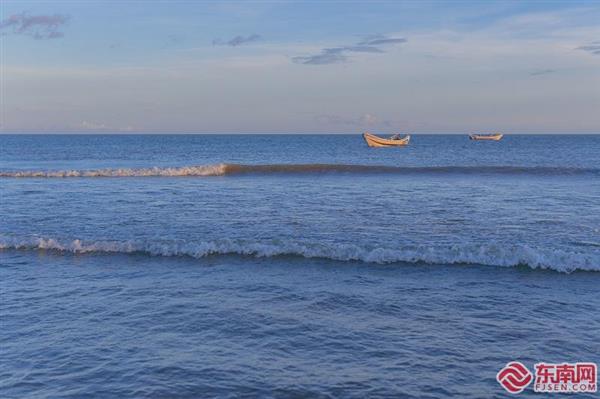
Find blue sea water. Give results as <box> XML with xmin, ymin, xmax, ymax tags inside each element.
<box><xmin>1</xmin><ymin>134</ymin><xmax>599</xmax><ymax>398</ymax></box>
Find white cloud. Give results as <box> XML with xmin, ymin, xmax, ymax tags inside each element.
<box><xmin>77</xmin><ymin>121</ymin><xmax>135</xmax><ymax>132</ymax></box>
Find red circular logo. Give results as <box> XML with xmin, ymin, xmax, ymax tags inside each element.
<box><xmin>497</xmin><ymin>361</ymin><xmax>533</xmax><ymax>394</ymax></box>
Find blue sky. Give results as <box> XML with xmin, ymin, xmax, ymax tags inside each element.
<box><xmin>1</xmin><ymin>0</ymin><xmax>599</xmax><ymax>133</ymax></box>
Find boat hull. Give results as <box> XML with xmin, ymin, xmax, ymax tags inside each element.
<box><xmin>469</xmin><ymin>134</ymin><xmax>503</xmax><ymax>141</ymax></box>
<box><xmin>363</xmin><ymin>132</ymin><xmax>410</xmax><ymax>147</ymax></box>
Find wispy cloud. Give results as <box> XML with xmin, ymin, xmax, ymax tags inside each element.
<box><xmin>78</xmin><ymin>121</ymin><xmax>135</xmax><ymax>132</ymax></box>
<box><xmin>213</xmin><ymin>34</ymin><xmax>261</xmax><ymax>46</ymax></box>
<box><xmin>292</xmin><ymin>48</ymin><xmax>348</xmax><ymax>65</ymax></box>
<box><xmin>0</xmin><ymin>12</ymin><xmax>69</xmax><ymax>39</ymax></box>
<box><xmin>576</xmin><ymin>41</ymin><xmax>600</xmax><ymax>55</ymax></box>
<box><xmin>358</xmin><ymin>34</ymin><xmax>407</xmax><ymax>46</ymax></box>
<box><xmin>530</xmin><ymin>69</ymin><xmax>555</xmax><ymax>76</ymax></box>
<box><xmin>292</xmin><ymin>34</ymin><xmax>406</xmax><ymax>65</ymax></box>
<box><xmin>315</xmin><ymin>113</ymin><xmax>391</xmax><ymax>128</ymax></box>
<box><xmin>340</xmin><ymin>45</ymin><xmax>384</xmax><ymax>53</ymax></box>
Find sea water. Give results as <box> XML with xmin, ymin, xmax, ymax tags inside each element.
<box><xmin>1</xmin><ymin>134</ymin><xmax>599</xmax><ymax>398</ymax></box>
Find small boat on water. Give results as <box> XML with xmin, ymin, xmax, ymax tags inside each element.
<box><xmin>363</xmin><ymin>132</ymin><xmax>410</xmax><ymax>147</ymax></box>
<box><xmin>469</xmin><ymin>133</ymin><xmax>503</xmax><ymax>141</ymax></box>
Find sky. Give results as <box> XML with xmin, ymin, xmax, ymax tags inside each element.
<box><xmin>1</xmin><ymin>0</ymin><xmax>599</xmax><ymax>133</ymax></box>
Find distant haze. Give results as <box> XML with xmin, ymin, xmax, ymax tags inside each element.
<box><xmin>1</xmin><ymin>0</ymin><xmax>599</xmax><ymax>133</ymax></box>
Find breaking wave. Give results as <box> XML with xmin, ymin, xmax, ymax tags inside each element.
<box><xmin>1</xmin><ymin>235</ymin><xmax>598</xmax><ymax>273</ymax></box>
<box><xmin>0</xmin><ymin>164</ymin><xmax>229</xmax><ymax>178</ymax></box>
<box><xmin>1</xmin><ymin>164</ymin><xmax>598</xmax><ymax>178</ymax></box>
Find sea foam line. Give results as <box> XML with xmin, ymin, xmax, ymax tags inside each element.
<box><xmin>1</xmin><ymin>235</ymin><xmax>598</xmax><ymax>273</ymax></box>
<box><xmin>0</xmin><ymin>164</ymin><xmax>229</xmax><ymax>177</ymax></box>
<box><xmin>0</xmin><ymin>164</ymin><xmax>598</xmax><ymax>178</ymax></box>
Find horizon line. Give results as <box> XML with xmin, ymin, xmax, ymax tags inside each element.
<box><xmin>1</xmin><ymin>132</ymin><xmax>600</xmax><ymax>135</ymax></box>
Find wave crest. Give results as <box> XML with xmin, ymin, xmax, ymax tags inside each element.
<box><xmin>1</xmin><ymin>235</ymin><xmax>598</xmax><ymax>273</ymax></box>
<box><xmin>1</xmin><ymin>164</ymin><xmax>597</xmax><ymax>178</ymax></box>
<box><xmin>0</xmin><ymin>164</ymin><xmax>229</xmax><ymax>178</ymax></box>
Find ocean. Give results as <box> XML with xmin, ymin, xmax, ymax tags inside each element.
<box><xmin>1</xmin><ymin>134</ymin><xmax>599</xmax><ymax>398</ymax></box>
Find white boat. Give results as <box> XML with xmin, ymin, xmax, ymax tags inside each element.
<box><xmin>469</xmin><ymin>133</ymin><xmax>503</xmax><ymax>141</ymax></box>
<box><xmin>363</xmin><ymin>132</ymin><xmax>410</xmax><ymax>147</ymax></box>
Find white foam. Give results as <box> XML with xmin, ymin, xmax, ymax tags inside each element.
<box><xmin>0</xmin><ymin>164</ymin><xmax>228</xmax><ymax>177</ymax></box>
<box><xmin>1</xmin><ymin>235</ymin><xmax>598</xmax><ymax>273</ymax></box>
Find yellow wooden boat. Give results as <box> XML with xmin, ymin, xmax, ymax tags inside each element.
<box><xmin>363</xmin><ymin>132</ymin><xmax>410</xmax><ymax>147</ymax></box>
<box><xmin>469</xmin><ymin>133</ymin><xmax>503</xmax><ymax>141</ymax></box>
